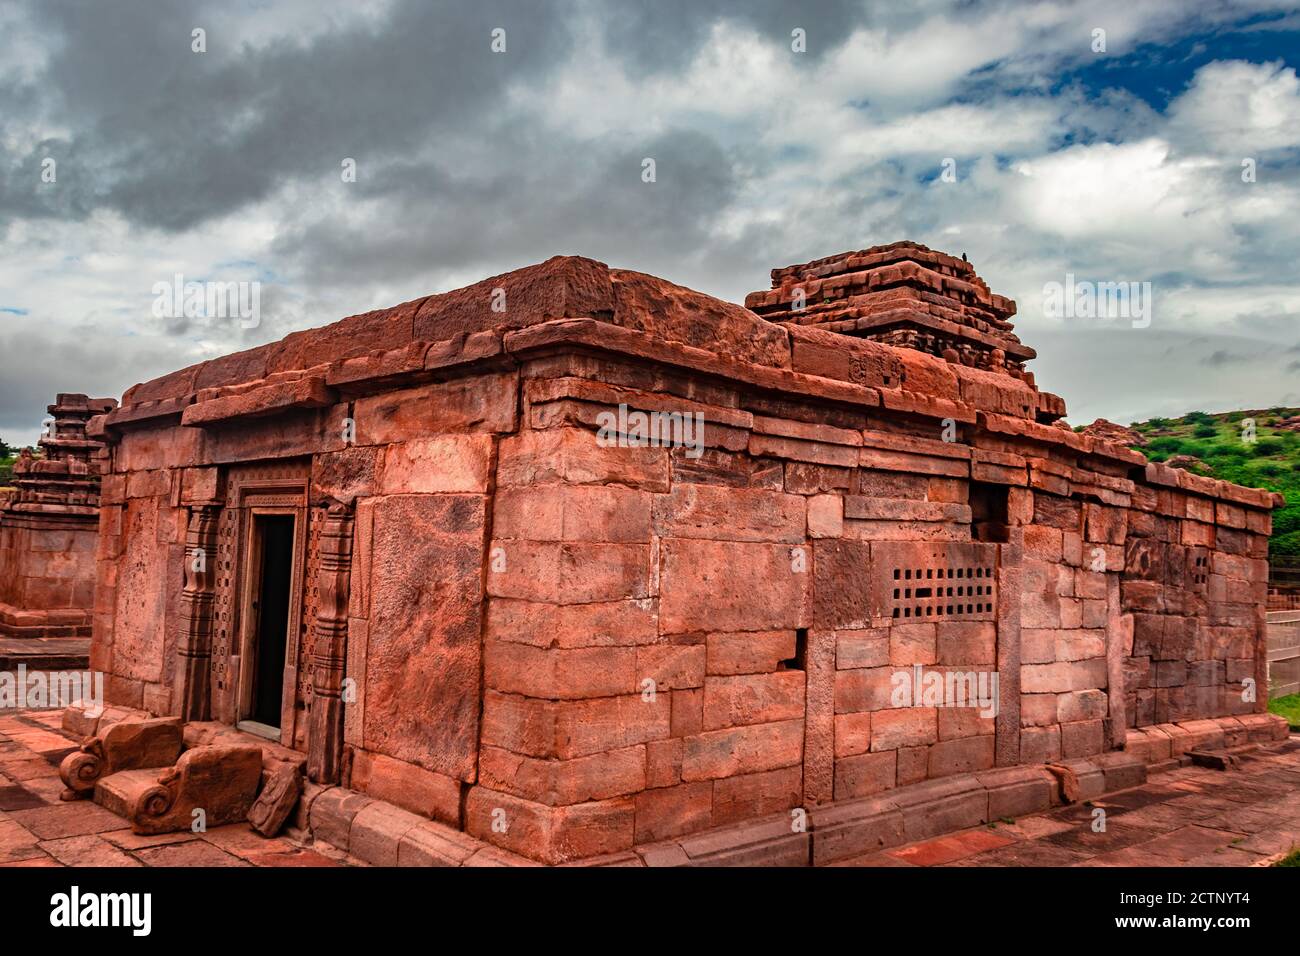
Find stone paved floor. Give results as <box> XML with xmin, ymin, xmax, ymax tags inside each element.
<box><xmin>5</xmin><ymin>702</ymin><xmax>1300</xmax><ymax>867</ymax></box>
<box><xmin>0</xmin><ymin>707</ymin><xmax>338</xmax><ymax>867</ymax></box>
<box><xmin>833</xmin><ymin>736</ymin><xmax>1300</xmax><ymax>867</ymax></box>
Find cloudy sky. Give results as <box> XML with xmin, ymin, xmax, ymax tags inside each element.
<box><xmin>1</xmin><ymin>0</ymin><xmax>1298</xmax><ymax>446</ymax></box>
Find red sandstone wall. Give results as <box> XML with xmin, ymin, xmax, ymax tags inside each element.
<box><xmin>91</xmin><ymin>370</ymin><xmax>518</xmax><ymax>824</ymax></box>
<box><xmin>0</xmin><ymin>393</ymin><xmax>113</xmax><ymax>638</ymax></box>
<box><xmin>448</xmin><ymin>350</ymin><xmax>1276</xmax><ymax>863</ymax></box>
<box><xmin>1121</xmin><ymin>480</ymin><xmax>1271</xmax><ymax>725</ymax></box>
<box><xmin>339</xmin><ymin>370</ymin><xmax>518</xmax><ymax>824</ymax></box>
<box><xmin>0</xmin><ymin>519</ymin><xmax>98</xmax><ymax>634</ymax></box>
<box><xmin>93</xmin><ymin>453</ymin><xmax>185</xmax><ymax>712</ymax></box>
<box><xmin>81</xmin><ymin>306</ymin><xmax>1278</xmax><ymax>866</ymax></box>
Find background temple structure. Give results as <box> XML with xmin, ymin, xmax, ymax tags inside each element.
<box><xmin>0</xmin><ymin>393</ymin><xmax>114</xmax><ymax>652</ymax></box>
<box><xmin>51</xmin><ymin>241</ymin><xmax>1286</xmax><ymax>864</ymax></box>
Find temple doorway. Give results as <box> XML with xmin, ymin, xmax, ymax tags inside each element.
<box><xmin>238</xmin><ymin>513</ymin><xmax>296</xmax><ymax>736</ymax></box>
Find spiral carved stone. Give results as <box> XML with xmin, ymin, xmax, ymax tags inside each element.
<box><xmin>138</xmin><ymin>783</ymin><xmax>176</xmax><ymax>820</ymax></box>
<box><xmin>119</xmin><ymin>744</ymin><xmax>262</xmax><ymax>835</ymax></box>
<box><xmin>58</xmin><ymin>748</ymin><xmax>104</xmax><ymax>794</ymax></box>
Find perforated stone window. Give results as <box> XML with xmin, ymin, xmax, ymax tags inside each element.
<box><xmin>890</xmin><ymin>564</ymin><xmax>996</xmax><ymax>620</ymax></box>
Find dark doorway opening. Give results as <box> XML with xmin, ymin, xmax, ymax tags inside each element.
<box><xmin>970</xmin><ymin>481</ymin><xmax>1010</xmax><ymax>543</ymax></box>
<box><xmin>251</xmin><ymin>514</ymin><xmax>294</xmax><ymax>728</ymax></box>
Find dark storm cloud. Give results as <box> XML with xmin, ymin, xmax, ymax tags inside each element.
<box><xmin>269</xmin><ymin>126</ymin><xmax>742</xmax><ymax>291</ymax></box>
<box><xmin>596</xmin><ymin>0</ymin><xmax>867</xmax><ymax>76</ymax></box>
<box><xmin>2</xmin><ymin>0</ymin><xmax>577</xmax><ymax>230</ymax></box>
<box><xmin>0</xmin><ymin>326</ymin><xmax>177</xmax><ymax>436</ymax></box>
<box><xmin>1202</xmin><ymin>348</ymin><xmax>1252</xmax><ymax>367</ymax></box>
<box><xmin>1</xmin><ymin>0</ymin><xmax>1298</xmax><ymax>443</ymax></box>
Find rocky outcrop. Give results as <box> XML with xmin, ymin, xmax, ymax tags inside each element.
<box><xmin>1080</xmin><ymin>418</ymin><xmax>1147</xmax><ymax>447</ymax></box>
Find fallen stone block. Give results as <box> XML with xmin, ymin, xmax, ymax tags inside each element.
<box><xmin>61</xmin><ymin>703</ymin><xmax>148</xmax><ymax>740</ymax></box>
<box><xmin>1045</xmin><ymin>759</ymin><xmax>1106</xmax><ymax>804</ymax></box>
<box><xmin>95</xmin><ymin>768</ymin><xmax>164</xmax><ymax>819</ymax></box>
<box><xmin>126</xmin><ymin>744</ymin><xmax>262</xmax><ymax>835</ymax></box>
<box><xmin>1186</xmin><ymin>749</ymin><xmax>1240</xmax><ymax>771</ymax></box>
<box><xmin>61</xmin><ymin>700</ymin><xmax>105</xmax><ymax>738</ymax></box>
<box><xmin>248</xmin><ymin>762</ymin><xmax>303</xmax><ymax>837</ymax></box>
<box><xmin>59</xmin><ymin>716</ymin><xmax>183</xmax><ymax>800</ymax></box>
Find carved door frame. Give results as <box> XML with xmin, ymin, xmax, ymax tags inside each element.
<box><xmin>227</xmin><ymin>476</ymin><xmax>307</xmax><ymax>747</ymax></box>
<box><xmin>233</xmin><ymin>504</ymin><xmax>304</xmax><ymax>743</ymax></box>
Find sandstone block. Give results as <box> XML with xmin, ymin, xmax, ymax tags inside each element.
<box><xmin>701</xmin><ymin>672</ymin><xmax>805</xmax><ymax>730</ymax></box>
<box><xmin>706</xmin><ymin>630</ymin><xmax>797</xmax><ymax>675</ymax></box>
<box><xmin>652</xmin><ymin>484</ymin><xmax>806</xmax><ymax>543</ymax></box>
<box><xmin>834</xmin><ymin>750</ymin><xmax>897</xmax><ymax>800</ymax></box>
<box><xmin>380</xmin><ymin>434</ymin><xmax>493</xmax><ymax>493</ymax></box>
<box><xmin>711</xmin><ymin>765</ymin><xmax>803</xmax><ymax>827</ymax></box>
<box><xmin>633</xmin><ymin>781</ymin><xmax>713</xmax><ymax>843</ymax></box>
<box><xmin>870</xmin><ymin>707</ymin><xmax>937</xmax><ymax>751</ymax></box>
<box><xmin>660</xmin><ymin>540</ymin><xmax>809</xmax><ymax>634</ymax></box>
<box><xmin>680</xmin><ymin>719</ymin><xmax>804</xmax><ymax>781</ymax></box>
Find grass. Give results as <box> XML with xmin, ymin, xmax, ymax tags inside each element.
<box><xmin>1273</xmin><ymin>848</ymin><xmax>1300</xmax><ymax>867</ymax></box>
<box><xmin>1267</xmin><ymin>693</ymin><xmax>1300</xmax><ymax>730</ymax></box>
<box><xmin>1119</xmin><ymin>408</ymin><xmax>1300</xmax><ymax>563</ymax></box>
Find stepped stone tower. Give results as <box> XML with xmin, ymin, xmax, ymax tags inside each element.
<box><xmin>747</xmin><ymin>241</ymin><xmax>1054</xmax><ymax>404</ymax></box>
<box><xmin>0</xmin><ymin>393</ymin><xmax>117</xmax><ymax>639</ymax></box>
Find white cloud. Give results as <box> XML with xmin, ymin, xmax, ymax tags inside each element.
<box><xmin>1167</xmin><ymin>59</ymin><xmax>1300</xmax><ymax>153</ymax></box>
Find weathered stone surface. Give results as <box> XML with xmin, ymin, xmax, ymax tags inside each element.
<box><xmin>125</xmin><ymin>744</ymin><xmax>262</xmax><ymax>835</ymax></box>
<box><xmin>706</xmin><ymin>630</ymin><xmax>797</xmax><ymax>675</ymax></box>
<box><xmin>59</xmin><ymin>716</ymin><xmax>183</xmax><ymax>799</ymax></box>
<box><xmin>701</xmin><ymin>672</ymin><xmax>805</xmax><ymax>730</ymax></box>
<box><xmin>812</xmin><ymin>539</ymin><xmax>873</xmax><ymax>629</ymax></box>
<box><xmin>348</xmin><ymin>749</ymin><xmax>461</xmax><ymax>826</ymax></box>
<box><xmin>354</xmin><ymin>373</ymin><xmax>518</xmax><ymax>444</ymax></box>
<box><xmin>681</xmin><ymin>719</ymin><xmax>804</xmax><ymax>781</ymax></box>
<box><xmin>497</xmin><ymin>426</ymin><xmax>669</xmax><ymax>491</ymax></box>
<box><xmin>660</xmin><ymin>540</ymin><xmax>810</xmax><ymax>634</ymax></box>
<box><xmin>487</xmin><ymin>597</ymin><xmax>658</xmax><ymax>649</ymax></box>
<box><xmin>653</xmin><ymin>485</ymin><xmax>806</xmax><ymax>543</ymax></box>
<box><xmin>494</xmin><ymin>484</ymin><xmax>652</xmax><ymax>543</ymax></box>
<box><xmin>486</xmin><ymin>539</ymin><xmax>649</xmax><ymax>604</ymax></box>
<box><xmin>380</xmin><ymin>435</ymin><xmax>493</xmax><ymax>494</ymax></box>
<box><xmin>248</xmin><ymin>762</ymin><xmax>303</xmax><ymax>837</ymax></box>
<box><xmin>364</xmin><ymin>494</ymin><xmax>486</xmax><ymax>781</ymax></box>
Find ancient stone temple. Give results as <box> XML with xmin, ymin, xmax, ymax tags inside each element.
<box><xmin>0</xmin><ymin>393</ymin><xmax>115</xmax><ymax>641</ymax></box>
<box><xmin>62</xmin><ymin>241</ymin><xmax>1285</xmax><ymax>864</ymax></box>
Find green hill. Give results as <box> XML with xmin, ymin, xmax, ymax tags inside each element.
<box><xmin>1116</xmin><ymin>408</ymin><xmax>1299</xmax><ymax>561</ymax></box>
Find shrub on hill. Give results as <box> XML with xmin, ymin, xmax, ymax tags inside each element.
<box><xmin>1124</xmin><ymin>408</ymin><xmax>1300</xmax><ymax>563</ymax></box>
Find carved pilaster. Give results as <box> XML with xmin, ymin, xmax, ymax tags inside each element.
<box><xmin>175</xmin><ymin>505</ymin><xmax>221</xmax><ymax>721</ymax></box>
<box><xmin>307</xmin><ymin>502</ymin><xmax>354</xmax><ymax>783</ymax></box>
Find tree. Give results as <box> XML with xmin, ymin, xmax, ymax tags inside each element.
<box><xmin>0</xmin><ymin>437</ymin><xmax>11</xmax><ymax>458</ymax></box>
